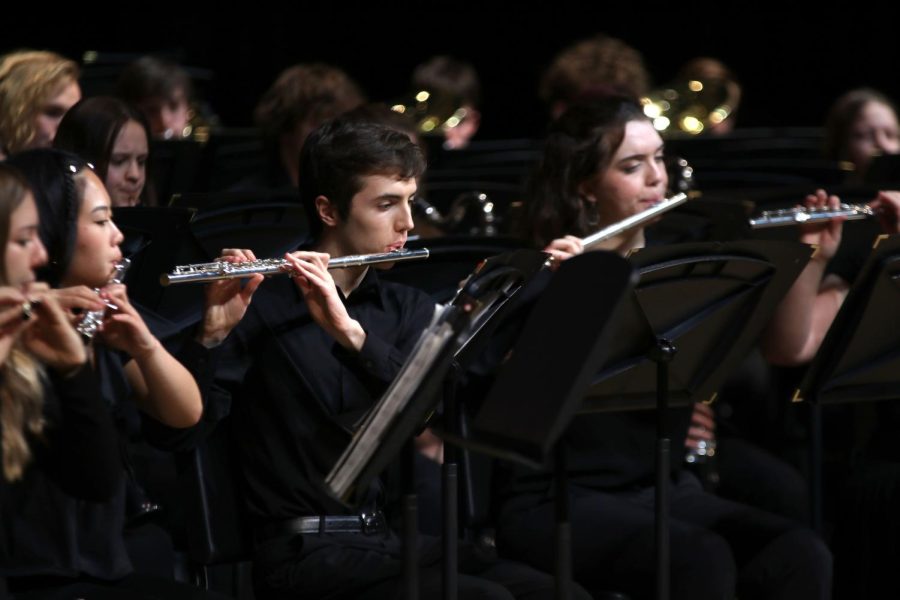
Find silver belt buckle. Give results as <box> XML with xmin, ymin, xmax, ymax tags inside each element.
<box><xmin>359</xmin><ymin>511</ymin><xmax>383</xmax><ymax>534</ymax></box>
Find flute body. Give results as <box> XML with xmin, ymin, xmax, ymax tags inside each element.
<box><xmin>582</xmin><ymin>192</ymin><xmax>688</xmax><ymax>250</ymax></box>
<box><xmin>749</xmin><ymin>204</ymin><xmax>874</xmax><ymax>229</ymax></box>
<box><xmin>161</xmin><ymin>248</ymin><xmax>430</xmax><ymax>286</ymax></box>
<box><xmin>78</xmin><ymin>258</ymin><xmax>131</xmax><ymax>339</ymax></box>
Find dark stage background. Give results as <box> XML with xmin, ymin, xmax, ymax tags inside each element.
<box><xmin>5</xmin><ymin>6</ymin><xmax>896</xmax><ymax>141</ymax></box>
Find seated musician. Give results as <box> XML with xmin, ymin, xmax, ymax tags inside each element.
<box><xmin>237</xmin><ymin>63</ymin><xmax>364</xmax><ymax>191</ymax></box>
<box><xmin>117</xmin><ymin>56</ymin><xmax>212</xmax><ymax>141</ymax></box>
<box><xmin>55</xmin><ymin>96</ymin><xmax>154</xmax><ymax>207</ymax></box>
<box><xmin>0</xmin><ymin>50</ymin><xmax>81</xmax><ymax>158</ymax></box>
<box><xmin>213</xmin><ymin>117</ymin><xmax>579</xmax><ymax>599</ymax></box>
<box><xmin>823</xmin><ymin>88</ymin><xmax>900</xmax><ymax>184</ymax></box>
<box><xmin>497</xmin><ymin>96</ymin><xmax>832</xmax><ymax>600</ymax></box>
<box><xmin>410</xmin><ymin>55</ymin><xmax>481</xmax><ymax>151</ymax></box>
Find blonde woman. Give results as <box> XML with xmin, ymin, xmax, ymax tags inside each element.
<box><xmin>0</xmin><ymin>50</ymin><xmax>81</xmax><ymax>158</ymax></box>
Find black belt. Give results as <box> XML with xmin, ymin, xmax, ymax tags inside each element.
<box><xmin>254</xmin><ymin>511</ymin><xmax>387</xmax><ymax>543</ymax></box>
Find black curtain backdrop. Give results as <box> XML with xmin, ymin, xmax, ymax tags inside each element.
<box><xmin>4</xmin><ymin>4</ymin><xmax>896</xmax><ymax>140</ymax></box>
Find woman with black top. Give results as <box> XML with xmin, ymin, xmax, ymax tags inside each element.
<box><xmin>3</xmin><ymin>150</ymin><xmax>246</xmax><ymax>598</ymax></box>
<box><xmin>497</xmin><ymin>97</ymin><xmax>832</xmax><ymax>599</ymax></box>
<box><xmin>0</xmin><ymin>163</ymin><xmax>126</xmax><ymax>596</ymax></box>
<box><xmin>54</xmin><ymin>97</ymin><xmax>153</xmax><ymax>207</ymax></box>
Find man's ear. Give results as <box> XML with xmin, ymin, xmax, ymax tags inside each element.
<box><xmin>315</xmin><ymin>195</ymin><xmax>340</xmax><ymax>228</ymax></box>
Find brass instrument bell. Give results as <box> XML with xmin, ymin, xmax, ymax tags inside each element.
<box><xmin>390</xmin><ymin>89</ymin><xmax>468</xmax><ymax>137</ymax></box>
<box><xmin>641</xmin><ymin>77</ymin><xmax>741</xmax><ymax>137</ymax></box>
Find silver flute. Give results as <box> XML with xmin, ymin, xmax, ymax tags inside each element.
<box><xmin>77</xmin><ymin>258</ymin><xmax>131</xmax><ymax>339</ymax></box>
<box><xmin>160</xmin><ymin>248</ymin><xmax>430</xmax><ymax>286</ymax></box>
<box><xmin>582</xmin><ymin>192</ymin><xmax>688</xmax><ymax>250</ymax></box>
<box><xmin>749</xmin><ymin>204</ymin><xmax>874</xmax><ymax>229</ymax></box>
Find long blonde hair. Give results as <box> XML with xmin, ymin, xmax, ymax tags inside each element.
<box><xmin>0</xmin><ymin>164</ymin><xmax>45</xmax><ymax>482</ymax></box>
<box><xmin>0</xmin><ymin>50</ymin><xmax>79</xmax><ymax>155</ymax></box>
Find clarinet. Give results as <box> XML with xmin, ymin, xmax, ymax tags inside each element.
<box><xmin>77</xmin><ymin>258</ymin><xmax>131</xmax><ymax>339</ymax></box>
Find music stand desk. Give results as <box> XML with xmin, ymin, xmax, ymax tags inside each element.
<box><xmin>795</xmin><ymin>234</ymin><xmax>900</xmax><ymax>532</ymax></box>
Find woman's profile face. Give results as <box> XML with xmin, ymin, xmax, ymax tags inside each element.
<box><xmin>62</xmin><ymin>170</ymin><xmax>124</xmax><ymax>289</ymax></box>
<box><xmin>847</xmin><ymin>100</ymin><xmax>900</xmax><ymax>172</ymax></box>
<box><xmin>579</xmin><ymin>119</ymin><xmax>668</xmax><ymax>226</ymax></box>
<box><xmin>105</xmin><ymin>120</ymin><xmax>148</xmax><ymax>207</ymax></box>
<box><xmin>5</xmin><ymin>193</ymin><xmax>47</xmax><ymax>288</ymax></box>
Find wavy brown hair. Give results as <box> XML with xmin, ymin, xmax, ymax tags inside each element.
<box><xmin>0</xmin><ymin>164</ymin><xmax>45</xmax><ymax>482</ymax></box>
<box><xmin>522</xmin><ymin>97</ymin><xmax>648</xmax><ymax>247</ymax></box>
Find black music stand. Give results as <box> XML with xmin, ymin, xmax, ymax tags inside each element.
<box><xmin>439</xmin><ymin>248</ymin><xmax>551</xmax><ymax>600</ymax></box>
<box><xmin>323</xmin><ymin>251</ymin><xmax>550</xmax><ymax>600</ymax></box>
<box><xmin>578</xmin><ymin>240</ymin><xmax>812</xmax><ymax>600</ymax></box>
<box><xmin>441</xmin><ymin>251</ymin><xmax>638</xmax><ymax>600</ymax></box>
<box><xmin>794</xmin><ymin>234</ymin><xmax>900</xmax><ymax>532</ymax></box>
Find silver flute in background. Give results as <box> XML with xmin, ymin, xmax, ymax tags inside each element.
<box><xmin>77</xmin><ymin>258</ymin><xmax>131</xmax><ymax>339</ymax></box>
<box><xmin>581</xmin><ymin>192</ymin><xmax>689</xmax><ymax>250</ymax></box>
<box><xmin>749</xmin><ymin>203</ymin><xmax>874</xmax><ymax>229</ymax></box>
<box><xmin>160</xmin><ymin>248</ymin><xmax>430</xmax><ymax>286</ymax></box>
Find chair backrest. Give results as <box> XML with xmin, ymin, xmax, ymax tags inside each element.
<box><xmin>180</xmin><ymin>416</ymin><xmax>253</xmax><ymax>567</ymax></box>
<box><xmin>191</xmin><ymin>128</ymin><xmax>268</xmax><ymax>192</ymax></box>
<box><xmin>189</xmin><ymin>199</ymin><xmax>309</xmax><ymax>260</ymax></box>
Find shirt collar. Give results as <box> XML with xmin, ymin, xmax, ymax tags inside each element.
<box><xmin>339</xmin><ymin>267</ymin><xmax>386</xmax><ymax>308</ymax></box>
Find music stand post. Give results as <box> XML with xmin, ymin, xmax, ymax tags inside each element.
<box><xmin>795</xmin><ymin>234</ymin><xmax>900</xmax><ymax>533</ymax></box>
<box><xmin>439</xmin><ymin>249</ymin><xmax>553</xmax><ymax>600</ymax></box>
<box><xmin>651</xmin><ymin>338</ymin><xmax>676</xmax><ymax>600</ymax></box>
<box><xmin>324</xmin><ymin>249</ymin><xmax>551</xmax><ymax>600</ymax></box>
<box><xmin>443</xmin><ymin>251</ymin><xmax>639</xmax><ymax>600</ymax></box>
<box><xmin>582</xmin><ymin>240</ymin><xmax>812</xmax><ymax>600</ymax></box>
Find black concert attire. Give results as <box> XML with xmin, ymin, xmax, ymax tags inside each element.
<box><xmin>1</xmin><ymin>349</ymin><xmax>226</xmax><ymax>600</ymax></box>
<box><xmin>495</xmin><ymin>410</ymin><xmax>831</xmax><ymax>599</ymax></box>
<box><xmin>213</xmin><ymin>270</ymin><xmax>580</xmax><ymax>600</ymax></box>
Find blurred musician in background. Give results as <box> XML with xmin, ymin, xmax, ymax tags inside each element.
<box><xmin>539</xmin><ymin>34</ymin><xmax>650</xmax><ymax>120</ymax></box>
<box><xmin>117</xmin><ymin>56</ymin><xmax>215</xmax><ymax>142</ymax></box>
<box><xmin>239</xmin><ymin>63</ymin><xmax>365</xmax><ymax>191</ymax></box>
<box><xmin>54</xmin><ymin>96</ymin><xmax>154</xmax><ymax>207</ymax></box>
<box><xmin>824</xmin><ymin>88</ymin><xmax>900</xmax><ymax>183</ymax></box>
<box><xmin>672</xmin><ymin>56</ymin><xmax>742</xmax><ymax>136</ymax></box>
<box><xmin>410</xmin><ymin>55</ymin><xmax>482</xmax><ymax>150</ymax></box>
<box><xmin>0</xmin><ymin>50</ymin><xmax>81</xmax><ymax>159</ymax></box>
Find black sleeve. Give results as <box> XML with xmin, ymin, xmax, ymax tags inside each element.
<box><xmin>140</xmin><ymin>331</ymin><xmax>228</xmax><ymax>452</ymax></box>
<box><xmin>142</xmin><ymin>315</ymin><xmax>256</xmax><ymax>452</ymax></box>
<box><xmin>336</xmin><ymin>288</ymin><xmax>437</xmax><ymax>391</ymax></box>
<box><xmin>38</xmin><ymin>365</ymin><xmax>123</xmax><ymax>501</ymax></box>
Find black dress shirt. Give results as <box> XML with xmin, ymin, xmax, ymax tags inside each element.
<box><xmin>212</xmin><ymin>268</ymin><xmax>435</xmax><ymax>526</ymax></box>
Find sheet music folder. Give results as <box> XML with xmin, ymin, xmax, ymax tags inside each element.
<box><xmin>797</xmin><ymin>234</ymin><xmax>900</xmax><ymax>404</ymax></box>
<box><xmin>325</xmin><ymin>249</ymin><xmax>551</xmax><ymax>503</ymax></box>
<box><xmin>583</xmin><ymin>240</ymin><xmax>813</xmax><ymax>413</ymax></box>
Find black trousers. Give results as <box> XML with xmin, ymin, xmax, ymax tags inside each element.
<box><xmin>253</xmin><ymin>530</ymin><xmax>590</xmax><ymax>600</ymax></box>
<box><xmin>497</xmin><ymin>472</ymin><xmax>831</xmax><ymax>600</ymax></box>
<box><xmin>712</xmin><ymin>436</ymin><xmax>810</xmax><ymax>523</ymax></box>
<box><xmin>7</xmin><ymin>573</ymin><xmax>230</xmax><ymax>600</ymax></box>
